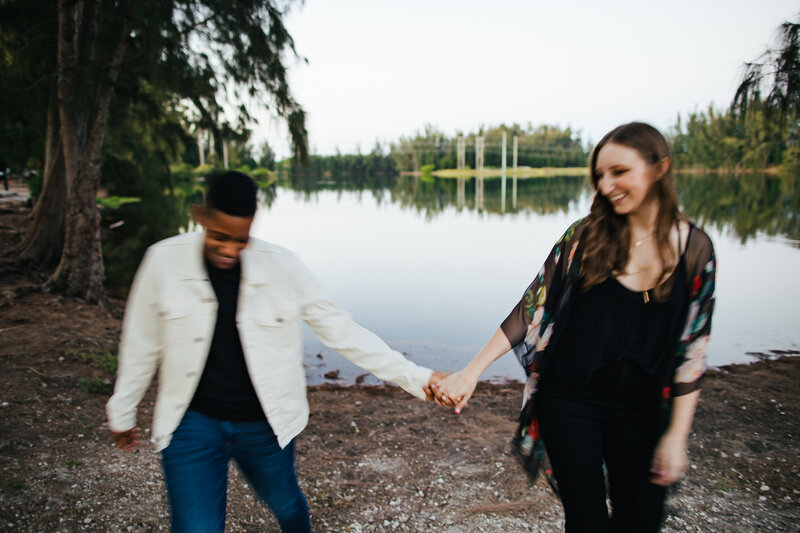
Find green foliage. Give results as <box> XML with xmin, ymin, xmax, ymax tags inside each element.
<box><xmin>389</xmin><ymin>123</ymin><xmax>587</xmax><ymax>173</ymax></box>
<box><xmin>75</xmin><ymin>346</ymin><xmax>119</xmax><ymax>374</ymax></box>
<box><xmin>288</xmin><ymin>143</ymin><xmax>398</xmax><ymax>185</ymax></box>
<box><xmin>170</xmin><ymin>164</ymin><xmax>196</xmax><ymax>183</ymax></box>
<box><xmin>0</xmin><ymin>1</ymin><xmax>53</xmax><ymax>176</ymax></box>
<box><xmin>713</xmin><ymin>479</ymin><xmax>730</xmax><ymax>492</ymax></box>
<box><xmin>675</xmin><ymin>16</ymin><xmax>800</xmax><ymax>171</ymax></box>
<box><xmin>670</xmin><ymin>103</ymin><xmax>787</xmax><ymax>170</ymax></box>
<box><xmin>101</xmin><ymin>185</ymin><xmax>192</xmax><ymax>297</ymax></box>
<box><xmin>733</xmin><ymin>20</ymin><xmax>800</xmax><ymax>123</ymax></box>
<box><xmin>677</xmin><ymin>171</ymin><xmax>800</xmax><ymax>245</ymax></box>
<box><xmin>26</xmin><ymin>171</ymin><xmax>43</xmax><ymax>199</ymax></box>
<box><xmin>97</xmin><ymin>197</ymin><xmax>141</xmax><ymax>210</ymax></box>
<box><xmin>77</xmin><ymin>377</ymin><xmax>111</xmax><ymax>396</ymax></box>
<box><xmin>420</xmin><ymin>164</ymin><xmax>436</xmax><ymax>173</ymax></box>
<box><xmin>251</xmin><ymin>167</ymin><xmax>275</xmax><ymax>181</ymax></box>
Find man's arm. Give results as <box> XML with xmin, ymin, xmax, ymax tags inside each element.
<box><xmin>106</xmin><ymin>248</ymin><xmax>163</xmax><ymax>449</ymax></box>
<box><xmin>292</xmin><ymin>259</ymin><xmax>433</xmax><ymax>400</ymax></box>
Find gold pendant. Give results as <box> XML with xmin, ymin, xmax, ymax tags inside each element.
<box><xmin>643</xmin><ymin>290</ymin><xmax>650</xmax><ymax>303</ymax></box>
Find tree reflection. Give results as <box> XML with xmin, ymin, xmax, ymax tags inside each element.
<box><xmin>677</xmin><ymin>171</ymin><xmax>800</xmax><ymax>246</ymax></box>
<box><xmin>101</xmin><ymin>180</ymin><xmax>279</xmax><ymax>297</ymax></box>
<box><xmin>102</xmin><ymin>169</ymin><xmax>800</xmax><ymax>295</ymax></box>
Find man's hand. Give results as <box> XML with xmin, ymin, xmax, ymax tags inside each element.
<box><xmin>111</xmin><ymin>427</ymin><xmax>141</xmax><ymax>452</ymax></box>
<box><xmin>423</xmin><ymin>371</ymin><xmax>449</xmax><ymax>403</ymax></box>
<box><xmin>432</xmin><ymin>369</ymin><xmax>479</xmax><ymax>414</ymax></box>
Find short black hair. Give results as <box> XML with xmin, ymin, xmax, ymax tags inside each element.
<box><xmin>205</xmin><ymin>171</ymin><xmax>258</xmax><ymax>217</ymax></box>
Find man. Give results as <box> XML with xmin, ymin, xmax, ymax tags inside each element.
<box><xmin>107</xmin><ymin>171</ymin><xmax>442</xmax><ymax>532</ymax></box>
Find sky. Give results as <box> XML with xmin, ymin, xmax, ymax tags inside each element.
<box><xmin>254</xmin><ymin>0</ymin><xmax>800</xmax><ymax>158</ymax></box>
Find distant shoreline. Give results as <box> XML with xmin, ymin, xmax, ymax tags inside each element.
<box><xmin>400</xmin><ymin>165</ymin><xmax>783</xmax><ymax>179</ymax></box>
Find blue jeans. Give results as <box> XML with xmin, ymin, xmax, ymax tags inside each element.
<box><xmin>161</xmin><ymin>410</ymin><xmax>311</xmax><ymax>533</ymax></box>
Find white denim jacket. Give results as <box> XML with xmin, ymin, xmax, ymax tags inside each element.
<box><xmin>106</xmin><ymin>232</ymin><xmax>433</xmax><ymax>451</ymax></box>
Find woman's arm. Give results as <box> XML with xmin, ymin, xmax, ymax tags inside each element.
<box><xmin>650</xmin><ymin>228</ymin><xmax>715</xmax><ymax>485</ymax></box>
<box><xmin>434</xmin><ymin>220</ymin><xmax>585</xmax><ymax>413</ymax></box>
<box><xmin>650</xmin><ymin>389</ymin><xmax>700</xmax><ymax>486</ymax></box>
<box><xmin>433</xmin><ymin>327</ymin><xmax>512</xmax><ymax>413</ymax></box>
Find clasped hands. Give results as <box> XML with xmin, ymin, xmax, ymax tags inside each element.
<box><xmin>424</xmin><ymin>370</ymin><xmax>479</xmax><ymax>414</ymax></box>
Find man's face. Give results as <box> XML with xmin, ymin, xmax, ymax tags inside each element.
<box><xmin>197</xmin><ymin>207</ymin><xmax>254</xmax><ymax>269</ymax></box>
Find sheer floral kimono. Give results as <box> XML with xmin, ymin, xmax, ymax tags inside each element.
<box><xmin>500</xmin><ymin>218</ymin><xmax>716</xmax><ymax>481</ymax></box>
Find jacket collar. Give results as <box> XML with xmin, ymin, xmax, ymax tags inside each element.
<box><xmin>178</xmin><ymin>231</ymin><xmax>270</xmax><ymax>286</ymax></box>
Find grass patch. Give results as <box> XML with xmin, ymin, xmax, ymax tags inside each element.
<box><xmin>97</xmin><ymin>196</ymin><xmax>141</xmax><ymax>209</ymax></box>
<box><xmin>74</xmin><ymin>345</ymin><xmax>118</xmax><ymax>374</ymax></box>
<box><xmin>77</xmin><ymin>377</ymin><xmax>110</xmax><ymax>395</ymax></box>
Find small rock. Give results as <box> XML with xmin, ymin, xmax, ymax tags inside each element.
<box><xmin>324</xmin><ymin>369</ymin><xmax>340</xmax><ymax>380</ymax></box>
<box><xmin>45</xmin><ymin>497</ymin><xmax>63</xmax><ymax>510</ymax></box>
<box><xmin>760</xmin><ymin>484</ymin><xmax>770</xmax><ymax>491</ymax></box>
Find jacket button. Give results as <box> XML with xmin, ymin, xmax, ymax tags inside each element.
<box><xmin>193</xmin><ymin>337</ymin><xmax>204</xmax><ymax>343</ymax></box>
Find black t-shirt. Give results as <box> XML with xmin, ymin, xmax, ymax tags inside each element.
<box><xmin>188</xmin><ymin>260</ymin><xmax>266</xmax><ymax>421</ymax></box>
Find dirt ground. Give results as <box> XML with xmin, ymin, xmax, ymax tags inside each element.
<box><xmin>1</xmin><ymin>200</ymin><xmax>799</xmax><ymax>532</ymax></box>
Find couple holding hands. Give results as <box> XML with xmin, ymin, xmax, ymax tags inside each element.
<box><xmin>107</xmin><ymin>122</ymin><xmax>715</xmax><ymax>533</ymax></box>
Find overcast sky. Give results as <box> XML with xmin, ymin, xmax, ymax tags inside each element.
<box><xmin>254</xmin><ymin>0</ymin><xmax>800</xmax><ymax>158</ymax></box>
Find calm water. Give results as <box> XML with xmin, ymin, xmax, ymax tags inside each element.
<box><xmin>241</xmin><ymin>173</ymin><xmax>800</xmax><ymax>384</ymax></box>
<box><xmin>104</xmin><ymin>171</ymin><xmax>800</xmax><ymax>384</ymax></box>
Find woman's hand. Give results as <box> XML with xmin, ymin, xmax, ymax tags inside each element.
<box><xmin>433</xmin><ymin>369</ymin><xmax>479</xmax><ymax>414</ymax></box>
<box><xmin>649</xmin><ymin>431</ymin><xmax>688</xmax><ymax>486</ymax></box>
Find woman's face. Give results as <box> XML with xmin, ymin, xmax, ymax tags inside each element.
<box><xmin>594</xmin><ymin>142</ymin><xmax>661</xmax><ymax>216</ymax></box>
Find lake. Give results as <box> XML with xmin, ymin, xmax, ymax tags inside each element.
<box><xmin>235</xmin><ymin>172</ymin><xmax>800</xmax><ymax>385</ymax></box>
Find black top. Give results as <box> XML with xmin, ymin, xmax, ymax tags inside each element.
<box><xmin>546</xmin><ymin>243</ymin><xmax>689</xmax><ymax>399</ymax></box>
<box><xmin>188</xmin><ymin>260</ymin><xmax>267</xmax><ymax>421</ymax></box>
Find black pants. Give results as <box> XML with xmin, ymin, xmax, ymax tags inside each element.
<box><xmin>537</xmin><ymin>376</ymin><xmax>667</xmax><ymax>533</ymax></box>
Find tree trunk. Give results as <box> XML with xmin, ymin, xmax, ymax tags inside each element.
<box><xmin>48</xmin><ymin>143</ymin><xmax>105</xmax><ymax>302</ymax></box>
<box><xmin>7</xmin><ymin>97</ymin><xmax>67</xmax><ymax>267</ymax></box>
<box><xmin>46</xmin><ymin>0</ymin><xmax>132</xmax><ymax>303</ymax></box>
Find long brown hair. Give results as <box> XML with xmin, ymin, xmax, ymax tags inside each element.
<box><xmin>581</xmin><ymin>122</ymin><xmax>682</xmax><ymax>299</ymax></box>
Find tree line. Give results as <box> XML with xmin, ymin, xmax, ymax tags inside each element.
<box><xmin>388</xmin><ymin>123</ymin><xmax>588</xmax><ymax>172</ymax></box>
<box><xmin>669</xmin><ymin>19</ymin><xmax>800</xmax><ymax>171</ymax></box>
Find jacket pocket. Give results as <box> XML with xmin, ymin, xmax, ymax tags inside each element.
<box><xmin>159</xmin><ymin>302</ymin><xmax>194</xmax><ymax>346</ymax></box>
<box><xmin>253</xmin><ymin>310</ymin><xmax>296</xmax><ymax>349</ymax></box>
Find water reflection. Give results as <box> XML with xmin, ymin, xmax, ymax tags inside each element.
<box><xmin>102</xmin><ymin>171</ymin><xmax>800</xmax><ymax>297</ymax></box>
<box><xmin>388</xmin><ymin>175</ymin><xmax>587</xmax><ymax>220</ymax></box>
<box><xmin>101</xmin><ymin>180</ymin><xmax>277</xmax><ymax>297</ymax></box>
<box><xmin>100</xmin><ymin>170</ymin><xmax>800</xmax><ymax>380</ymax></box>
<box><xmin>677</xmin><ymin>171</ymin><xmax>800</xmax><ymax>246</ymax></box>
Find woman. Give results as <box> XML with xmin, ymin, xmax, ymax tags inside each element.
<box><xmin>434</xmin><ymin>122</ymin><xmax>715</xmax><ymax>532</ymax></box>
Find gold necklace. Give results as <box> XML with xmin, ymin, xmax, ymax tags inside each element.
<box><xmin>633</xmin><ymin>231</ymin><xmax>655</xmax><ymax>247</ymax></box>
